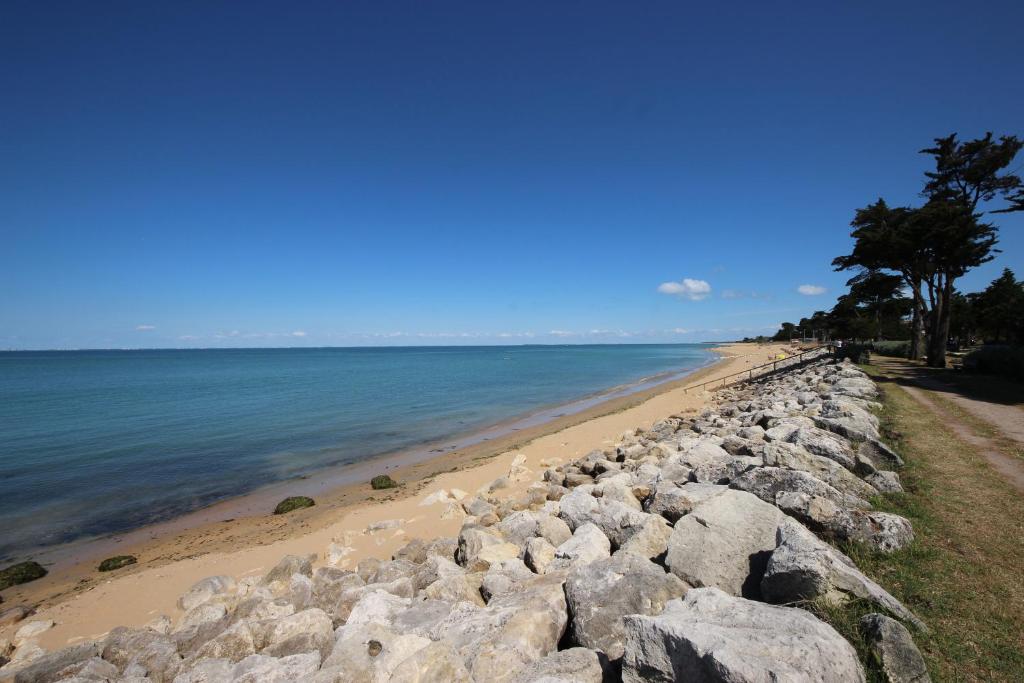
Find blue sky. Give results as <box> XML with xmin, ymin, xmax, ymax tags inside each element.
<box><xmin>2</xmin><ymin>1</ymin><xmax>1022</xmax><ymax>349</ymax></box>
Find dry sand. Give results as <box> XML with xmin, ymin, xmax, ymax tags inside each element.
<box><xmin>0</xmin><ymin>342</ymin><xmax>794</xmax><ymax>651</ymax></box>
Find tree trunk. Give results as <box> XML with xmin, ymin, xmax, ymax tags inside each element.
<box><xmin>909</xmin><ymin>287</ymin><xmax>925</xmax><ymax>360</ymax></box>
<box><xmin>926</xmin><ymin>276</ymin><xmax>951</xmax><ymax>368</ymax></box>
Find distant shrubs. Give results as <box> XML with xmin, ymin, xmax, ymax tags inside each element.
<box><xmin>98</xmin><ymin>555</ymin><xmax>137</xmax><ymax>572</ymax></box>
<box><xmin>0</xmin><ymin>560</ymin><xmax>47</xmax><ymax>590</ymax></box>
<box><xmin>370</xmin><ymin>474</ymin><xmax>397</xmax><ymax>490</ymax></box>
<box><xmin>964</xmin><ymin>346</ymin><xmax>1024</xmax><ymax>382</ymax></box>
<box><xmin>871</xmin><ymin>341</ymin><xmax>911</xmax><ymax>358</ymax></box>
<box><xmin>273</xmin><ymin>496</ymin><xmax>315</xmax><ymax>515</ymax></box>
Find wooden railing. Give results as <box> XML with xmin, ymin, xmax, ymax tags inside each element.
<box><xmin>682</xmin><ymin>345</ymin><xmax>832</xmax><ymax>395</ymax></box>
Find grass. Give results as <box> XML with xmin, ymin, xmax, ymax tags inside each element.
<box><xmin>811</xmin><ymin>363</ymin><xmax>1024</xmax><ymax>681</ymax></box>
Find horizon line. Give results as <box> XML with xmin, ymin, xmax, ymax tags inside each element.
<box><xmin>0</xmin><ymin>340</ymin><xmax>733</xmax><ymax>353</ymax></box>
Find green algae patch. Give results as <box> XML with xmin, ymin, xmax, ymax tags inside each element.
<box><xmin>0</xmin><ymin>561</ymin><xmax>47</xmax><ymax>590</ymax></box>
<box><xmin>274</xmin><ymin>496</ymin><xmax>316</xmax><ymax>515</ymax></box>
<box><xmin>370</xmin><ymin>474</ymin><xmax>397</xmax><ymax>490</ymax></box>
<box><xmin>98</xmin><ymin>555</ymin><xmax>137</xmax><ymax>572</ymax></box>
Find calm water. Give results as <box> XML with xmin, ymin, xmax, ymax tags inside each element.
<box><xmin>0</xmin><ymin>344</ymin><xmax>714</xmax><ymax>560</ymax></box>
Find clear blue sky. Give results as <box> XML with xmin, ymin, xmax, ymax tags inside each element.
<box><xmin>2</xmin><ymin>1</ymin><xmax>1022</xmax><ymax>349</ymax></box>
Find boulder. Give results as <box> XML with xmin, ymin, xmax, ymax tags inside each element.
<box><xmin>730</xmin><ymin>466</ymin><xmax>871</xmax><ymax>510</ymax></box>
<box><xmin>428</xmin><ymin>573</ymin><xmax>569</xmax><ymax>682</ymax></box>
<box><xmin>554</xmin><ymin>523</ymin><xmax>611</xmax><ymax>566</ymax></box>
<box><xmin>787</xmin><ymin>426</ymin><xmax>858</xmax><ymax>471</ymax></box>
<box><xmin>860</xmin><ymin>613</ymin><xmax>932</xmax><ymax>683</ymax></box>
<box><xmin>621</xmin><ymin>588</ymin><xmax>865</xmax><ymax>682</ymax></box>
<box><xmin>645</xmin><ymin>483</ymin><xmax>727</xmax><ymax>523</ymax></box>
<box><xmin>775</xmin><ymin>493</ymin><xmax>914</xmax><ymax>552</ymax></box>
<box><xmin>260</xmin><ymin>607</ymin><xmax>334</xmax><ymax>661</ymax></box>
<box><xmin>318</xmin><ymin>622</ymin><xmax>431</xmax><ymax>681</ymax></box>
<box><xmin>102</xmin><ymin>627</ymin><xmax>182</xmax><ymax>681</ymax></box>
<box><xmin>178</xmin><ymin>576</ymin><xmax>236</xmax><ymax>612</ymax></box>
<box><xmin>615</xmin><ymin>515</ymin><xmax>672</xmax><ymax>561</ymax></box>
<box><xmin>421</xmin><ymin>573</ymin><xmax>486</xmax><ymax>606</ymax></box>
<box><xmin>7</xmin><ymin>641</ymin><xmax>99</xmax><ymax>683</ymax></box>
<box><xmin>565</xmin><ymin>554</ymin><xmax>688</xmax><ymax>659</ymax></box>
<box><xmin>762</xmin><ymin>442</ymin><xmax>878</xmax><ymax>500</ymax></box>
<box><xmin>232</xmin><ymin>652</ymin><xmax>321</xmax><ymax>683</ymax></box>
<box><xmin>510</xmin><ymin>647</ymin><xmax>604</xmax><ymax>682</ymax></box>
<box><xmin>761</xmin><ymin>519</ymin><xmax>926</xmax><ymax>631</ymax></box>
<box><xmin>867</xmin><ymin>470</ymin><xmax>904</xmax><ymax>494</ymax></box>
<box><xmin>263</xmin><ymin>555</ymin><xmax>314</xmax><ymax>584</ymax></box>
<box><xmin>524</xmin><ymin>537</ymin><xmax>557</xmax><ymax>575</ymax></box>
<box><xmin>665</xmin><ymin>489</ymin><xmax>784</xmax><ymax>598</ymax></box>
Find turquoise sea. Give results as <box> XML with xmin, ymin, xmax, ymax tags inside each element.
<box><xmin>0</xmin><ymin>344</ymin><xmax>715</xmax><ymax>561</ymax></box>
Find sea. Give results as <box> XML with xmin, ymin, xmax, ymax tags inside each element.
<box><xmin>0</xmin><ymin>344</ymin><xmax>716</xmax><ymax>561</ymax></box>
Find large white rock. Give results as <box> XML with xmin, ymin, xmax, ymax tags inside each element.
<box><xmin>621</xmin><ymin>588</ymin><xmax>865</xmax><ymax>682</ymax></box>
<box><xmin>761</xmin><ymin>519</ymin><xmax>926</xmax><ymax>631</ymax></box>
<box><xmin>564</xmin><ymin>554</ymin><xmax>688</xmax><ymax>659</ymax></box>
<box><xmin>665</xmin><ymin>489</ymin><xmax>784</xmax><ymax>597</ymax></box>
<box><xmin>178</xmin><ymin>576</ymin><xmax>236</xmax><ymax>612</ymax></box>
<box><xmin>554</xmin><ymin>523</ymin><xmax>611</xmax><ymax>566</ymax></box>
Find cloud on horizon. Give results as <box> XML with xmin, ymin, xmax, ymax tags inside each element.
<box><xmin>797</xmin><ymin>284</ymin><xmax>826</xmax><ymax>296</ymax></box>
<box><xmin>657</xmin><ymin>278</ymin><xmax>712</xmax><ymax>301</ymax></box>
<box><xmin>135</xmin><ymin>324</ymin><xmax>156</xmax><ymax>331</ymax></box>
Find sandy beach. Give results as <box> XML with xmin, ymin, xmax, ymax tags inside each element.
<box><xmin>1</xmin><ymin>341</ymin><xmax>793</xmax><ymax>652</ymax></box>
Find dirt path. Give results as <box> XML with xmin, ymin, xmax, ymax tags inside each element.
<box><xmin>873</xmin><ymin>358</ymin><xmax>1024</xmax><ymax>493</ymax></box>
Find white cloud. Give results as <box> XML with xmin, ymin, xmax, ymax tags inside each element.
<box><xmin>291</xmin><ymin>330</ymin><xmax>307</xmax><ymax>337</ymax></box>
<box><xmin>671</xmin><ymin>327</ymin><xmax>690</xmax><ymax>334</ymax></box>
<box><xmin>135</xmin><ymin>324</ymin><xmax>155</xmax><ymax>331</ymax></box>
<box><xmin>797</xmin><ymin>284</ymin><xmax>826</xmax><ymax>296</ymax></box>
<box><xmin>657</xmin><ymin>278</ymin><xmax>712</xmax><ymax>301</ymax></box>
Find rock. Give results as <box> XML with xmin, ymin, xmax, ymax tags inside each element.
<box><xmin>730</xmin><ymin>466</ymin><xmax>871</xmax><ymax>510</ymax></box>
<box><xmin>690</xmin><ymin>455</ymin><xmax>762</xmax><ymax>484</ymax></box>
<box><xmin>481</xmin><ymin>559</ymin><xmax>535</xmax><ymax>601</ymax></box>
<box><xmin>390</xmin><ymin>640</ymin><xmax>473</xmax><ymax>682</ymax></box>
<box><xmin>621</xmin><ymin>587</ymin><xmax>865</xmax><ymax>682</ymax></box>
<box><xmin>7</xmin><ymin>641</ymin><xmax>99</xmax><ymax>683</ymax></box>
<box><xmin>860</xmin><ymin>613</ymin><xmax>932</xmax><ymax>683</ymax></box>
<box><xmin>645</xmin><ymin>483</ymin><xmax>727</xmax><ymax>523</ymax></box>
<box><xmin>0</xmin><ymin>561</ymin><xmax>47</xmax><ymax>590</ymax></box>
<box><xmin>536</xmin><ymin>515</ymin><xmax>572</xmax><ymax>547</ymax></box>
<box><xmin>14</xmin><ymin>619</ymin><xmax>54</xmax><ymax>643</ymax></box>
<box><xmin>557</xmin><ymin>489</ymin><xmax>600</xmax><ymax>531</ymax></box>
<box><xmin>858</xmin><ymin>438</ymin><xmax>905</xmax><ymax>470</ymax></box>
<box><xmin>356</xmin><ymin>558</ymin><xmax>382</xmax><ymax>583</ymax></box>
<box><xmin>565</xmin><ymin>554</ymin><xmax>688</xmax><ymax>659</ymax></box>
<box><xmin>371</xmin><ymin>559</ymin><xmax>418</xmax><ymax>584</ymax></box>
<box><xmin>263</xmin><ymin>554</ymin><xmax>314</xmax><ymax>584</ymax></box>
<box><xmin>787</xmin><ymin>426</ymin><xmax>858</xmax><ymax>470</ymax></box>
<box><xmin>411</xmin><ymin>555</ymin><xmax>463</xmax><ymax>592</ymax></box>
<box><xmin>273</xmin><ymin>496</ymin><xmax>315</xmax><ymax>514</ymax></box>
<box><xmin>761</xmin><ymin>519</ymin><xmax>926</xmax><ymax>631</ymax></box>
<box><xmin>762</xmin><ymin>442</ymin><xmax>878</xmax><ymax>500</ymax></box>
<box><xmin>178</xmin><ymin>576</ymin><xmax>236</xmax><ymax>612</ymax></box>
<box><xmin>341</xmin><ymin>588</ymin><xmax>412</xmax><ymax>634</ymax></box>
<box><xmin>261</xmin><ymin>608</ymin><xmax>334</xmax><ymax>661</ymax></box>
<box><xmin>318</xmin><ymin>622</ymin><xmax>431</xmax><ymax>681</ymax></box>
<box><xmin>497</xmin><ymin>511</ymin><xmax>541</xmax><ymax>550</ymax></box>
<box><xmin>232</xmin><ymin>652</ymin><xmax>321</xmax><ymax>683</ymax></box>
<box><xmin>867</xmin><ymin>470</ymin><xmax>904</xmax><ymax>494</ymax></box>
<box><xmin>524</xmin><ymin>537</ymin><xmax>557</xmax><ymax>574</ymax></box>
<box><xmin>615</xmin><ymin>514</ymin><xmax>672</xmax><ymax>561</ymax></box>
<box><xmin>98</xmin><ymin>555</ymin><xmax>138</xmax><ymax>572</ymax></box>
<box><xmin>511</xmin><ymin>647</ymin><xmax>604</xmax><ymax>682</ymax></box>
<box><xmin>665</xmin><ymin>489</ymin><xmax>784</xmax><ymax>598</ymax></box>
<box><xmin>456</xmin><ymin>526</ymin><xmax>507</xmax><ymax>571</ymax></box>
<box><xmin>188</xmin><ymin>620</ymin><xmax>255</xmax><ymax>664</ymax></box>
<box><xmin>311</xmin><ymin>568</ymin><xmax>365</xmax><ymax>620</ymax></box>
<box><xmin>421</xmin><ymin>573</ymin><xmax>486</xmax><ymax>606</ymax></box>
<box><xmin>393</xmin><ymin>538</ymin><xmax>428</xmax><ymax>564</ymax></box>
<box><xmin>554</xmin><ymin>523</ymin><xmax>611</xmax><ymax>566</ymax></box>
<box><xmin>178</xmin><ymin>602</ymin><xmax>227</xmax><ymax>631</ymax></box>
<box><xmin>172</xmin><ymin>657</ymin><xmax>233</xmax><ymax>682</ymax></box>
<box><xmin>776</xmin><ymin>493</ymin><xmax>914</xmax><ymax>552</ymax></box>
<box><xmin>370</xmin><ymin>474</ymin><xmax>398</xmax><ymax>489</ymax></box>
<box><xmin>428</xmin><ymin>573</ymin><xmax>569</xmax><ymax>682</ymax></box>
<box><xmin>0</xmin><ymin>606</ymin><xmax>32</xmax><ymax>629</ymax></box>
<box><xmin>102</xmin><ymin>627</ymin><xmax>182</xmax><ymax>681</ymax></box>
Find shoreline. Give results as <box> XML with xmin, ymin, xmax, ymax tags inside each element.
<box><xmin>1</xmin><ymin>341</ymin><xmax>792</xmax><ymax>651</ymax></box>
<box><xmin>15</xmin><ymin>349</ymin><xmax>721</xmax><ymax>572</ymax></box>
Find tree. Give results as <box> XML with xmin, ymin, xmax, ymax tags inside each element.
<box><xmin>833</xmin><ymin>200</ymin><xmax>930</xmax><ymax>358</ymax></box>
<box><xmin>918</xmin><ymin>133</ymin><xmax>1022</xmax><ymax>366</ymax></box>
<box><xmin>974</xmin><ymin>268</ymin><xmax>1024</xmax><ymax>343</ymax></box>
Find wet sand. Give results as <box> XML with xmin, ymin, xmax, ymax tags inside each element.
<box><xmin>0</xmin><ymin>342</ymin><xmax>792</xmax><ymax>651</ymax></box>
